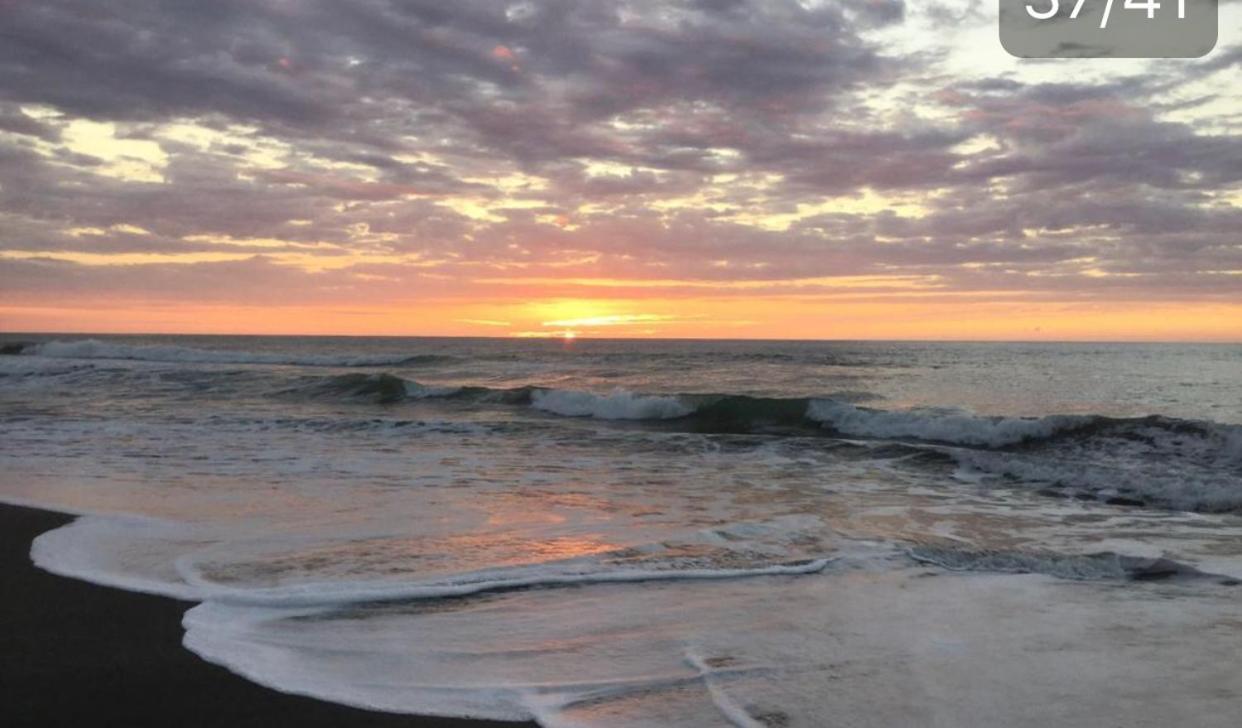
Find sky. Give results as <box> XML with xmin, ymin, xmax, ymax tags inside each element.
<box><xmin>1</xmin><ymin>0</ymin><xmax>1239</xmax><ymax>340</ymax></box>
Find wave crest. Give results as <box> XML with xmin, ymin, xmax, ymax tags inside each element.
<box><xmin>531</xmin><ymin>388</ymin><xmax>692</xmax><ymax>420</ymax></box>
<box><xmin>806</xmin><ymin>400</ymin><xmax>1089</xmax><ymax>447</ymax></box>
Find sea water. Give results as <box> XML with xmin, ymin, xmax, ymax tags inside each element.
<box><xmin>1</xmin><ymin>335</ymin><xmax>1240</xmax><ymax>726</ymax></box>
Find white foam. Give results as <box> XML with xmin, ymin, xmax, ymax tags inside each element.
<box><xmin>176</xmin><ymin>557</ymin><xmax>833</xmax><ymax>609</ymax></box>
<box><xmin>181</xmin><ymin>599</ymin><xmax>542</xmax><ymax>722</ymax></box>
<box><xmin>30</xmin><ymin>515</ymin><xmax>208</xmax><ymax>600</ymax></box>
<box><xmin>684</xmin><ymin>650</ymin><xmax>768</xmax><ymax>728</ymax></box>
<box><xmin>531</xmin><ymin>388</ymin><xmax>693</xmax><ymax>420</ymax></box>
<box><xmin>807</xmin><ymin>399</ymin><xmax>1084</xmax><ymax>447</ymax></box>
<box><xmin>178</xmin><ymin>567</ymin><xmax>1242</xmax><ymax>727</ymax></box>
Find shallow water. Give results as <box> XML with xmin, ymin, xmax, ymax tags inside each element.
<box><xmin>2</xmin><ymin>335</ymin><xmax>1240</xmax><ymax>725</ymax></box>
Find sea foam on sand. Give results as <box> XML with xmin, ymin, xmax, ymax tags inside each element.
<box><xmin>178</xmin><ymin>567</ymin><xmax>1242</xmax><ymax>727</ymax></box>
<box><xmin>25</xmin><ymin>513</ymin><xmax>1242</xmax><ymax>728</ymax></box>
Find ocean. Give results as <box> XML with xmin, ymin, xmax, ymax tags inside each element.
<box><xmin>2</xmin><ymin>335</ymin><xmax>1240</xmax><ymax>726</ymax></box>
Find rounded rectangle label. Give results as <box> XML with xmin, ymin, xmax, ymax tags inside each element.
<box><xmin>999</xmin><ymin>0</ymin><xmax>1218</xmax><ymax>58</ymax></box>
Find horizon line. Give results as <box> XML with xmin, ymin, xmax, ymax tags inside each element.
<box><xmin>2</xmin><ymin>330</ymin><xmax>1239</xmax><ymax>346</ymax></box>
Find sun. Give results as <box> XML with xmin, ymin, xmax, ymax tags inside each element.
<box><xmin>562</xmin><ymin>330</ymin><xmax>577</xmax><ymax>340</ymax></box>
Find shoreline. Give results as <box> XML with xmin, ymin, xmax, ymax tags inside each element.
<box><xmin>0</xmin><ymin>502</ymin><xmax>535</xmax><ymax>728</ymax></box>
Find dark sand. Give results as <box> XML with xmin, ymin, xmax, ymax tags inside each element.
<box><xmin>0</xmin><ymin>503</ymin><xmax>536</xmax><ymax>728</ymax></box>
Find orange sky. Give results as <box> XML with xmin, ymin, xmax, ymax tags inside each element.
<box><xmin>5</xmin><ymin>296</ymin><xmax>1240</xmax><ymax>342</ymax></box>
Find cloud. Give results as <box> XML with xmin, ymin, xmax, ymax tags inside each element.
<box><xmin>0</xmin><ymin>0</ymin><xmax>1238</xmax><ymax>325</ymax></box>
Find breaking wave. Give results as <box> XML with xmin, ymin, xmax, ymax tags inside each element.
<box><xmin>806</xmin><ymin>399</ymin><xmax>1091</xmax><ymax>447</ymax></box>
<box><xmin>11</xmin><ymin>348</ymin><xmax>1237</xmax><ymax>513</ymax></box>
<box><xmin>277</xmin><ymin>373</ymin><xmax>1242</xmax><ymax>513</ymax></box>
<box><xmin>530</xmin><ymin>388</ymin><xmax>692</xmax><ymax>420</ymax></box>
<box><xmin>291</xmin><ymin>373</ymin><xmax>461</xmax><ymax>404</ymax></box>
<box><xmin>293</xmin><ymin>373</ymin><xmax>1239</xmax><ymax>450</ymax></box>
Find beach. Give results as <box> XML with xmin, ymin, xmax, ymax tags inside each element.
<box><xmin>2</xmin><ymin>0</ymin><xmax>1239</xmax><ymax>723</ymax></box>
<box><xmin>0</xmin><ymin>503</ymin><xmax>532</xmax><ymax>728</ymax></box>
<box><xmin>1</xmin><ymin>336</ymin><xmax>1240</xmax><ymax>725</ymax></box>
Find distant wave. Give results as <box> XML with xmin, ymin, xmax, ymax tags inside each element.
<box><xmin>9</xmin><ymin>339</ymin><xmax>455</xmax><ymax>368</ymax></box>
<box><xmin>3</xmin><ymin>338</ymin><xmax>898</xmax><ymax>369</ymax></box>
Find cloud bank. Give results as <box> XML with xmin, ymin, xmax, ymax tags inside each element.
<box><xmin>0</xmin><ymin>1</ymin><xmax>1238</xmax><ymax>336</ymax></box>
